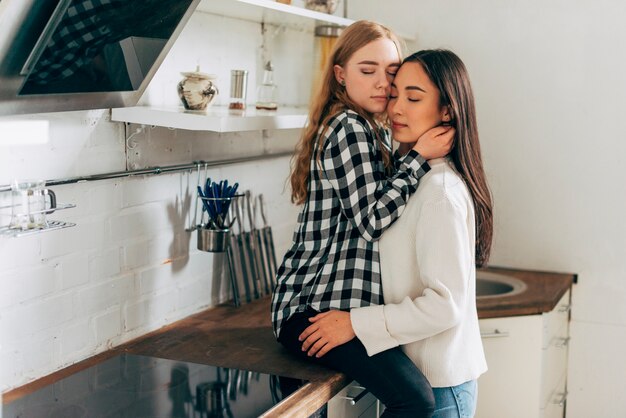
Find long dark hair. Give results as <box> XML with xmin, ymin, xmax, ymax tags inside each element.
<box><xmin>404</xmin><ymin>49</ymin><xmax>493</xmax><ymax>266</ymax></box>
<box><xmin>289</xmin><ymin>20</ymin><xmax>402</xmax><ymax>204</ymax></box>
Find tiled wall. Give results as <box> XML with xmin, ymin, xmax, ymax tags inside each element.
<box><xmin>0</xmin><ymin>11</ymin><xmax>308</xmax><ymax>391</ymax></box>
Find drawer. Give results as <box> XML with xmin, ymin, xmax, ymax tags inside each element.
<box><xmin>327</xmin><ymin>381</ymin><xmax>377</xmax><ymax>418</ymax></box>
<box><xmin>541</xmin><ymin>337</ymin><xmax>568</xmax><ymax>410</ymax></box>
<box><xmin>540</xmin><ymin>374</ymin><xmax>567</xmax><ymax>418</ymax></box>
<box><xmin>477</xmin><ymin>316</ymin><xmax>544</xmax><ymax>418</ymax></box>
<box><xmin>542</xmin><ymin>290</ymin><xmax>571</xmax><ymax>349</ymax></box>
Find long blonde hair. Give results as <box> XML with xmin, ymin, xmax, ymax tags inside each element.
<box><xmin>290</xmin><ymin>20</ymin><xmax>402</xmax><ymax>204</ymax></box>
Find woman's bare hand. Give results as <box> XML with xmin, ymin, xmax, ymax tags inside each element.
<box><xmin>412</xmin><ymin>126</ymin><xmax>455</xmax><ymax>160</ymax></box>
<box><xmin>396</xmin><ymin>142</ymin><xmax>415</xmax><ymax>156</ymax></box>
<box><xmin>298</xmin><ymin>311</ymin><xmax>355</xmax><ymax>358</ymax></box>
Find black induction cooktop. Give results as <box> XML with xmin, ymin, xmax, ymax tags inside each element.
<box><xmin>3</xmin><ymin>353</ymin><xmax>309</xmax><ymax>418</ymax></box>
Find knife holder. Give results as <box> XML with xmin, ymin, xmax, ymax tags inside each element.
<box><xmin>197</xmin><ymin>227</ymin><xmax>230</xmax><ymax>253</ymax></box>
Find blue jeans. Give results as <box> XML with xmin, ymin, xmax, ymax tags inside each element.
<box><xmin>432</xmin><ymin>380</ymin><xmax>477</xmax><ymax>418</ymax></box>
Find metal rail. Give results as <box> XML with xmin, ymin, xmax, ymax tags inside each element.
<box><xmin>0</xmin><ymin>151</ymin><xmax>292</xmax><ymax>192</ymax></box>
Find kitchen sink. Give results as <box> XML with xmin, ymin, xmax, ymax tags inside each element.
<box><xmin>476</xmin><ymin>271</ymin><xmax>527</xmax><ymax>298</ymax></box>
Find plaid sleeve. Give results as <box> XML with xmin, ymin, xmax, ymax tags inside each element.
<box><xmin>321</xmin><ymin>115</ymin><xmax>430</xmax><ymax>242</ymax></box>
<box><xmin>393</xmin><ymin>149</ymin><xmax>403</xmax><ymax>170</ymax></box>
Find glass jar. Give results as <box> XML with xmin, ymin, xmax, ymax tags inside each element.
<box><xmin>255</xmin><ymin>61</ymin><xmax>278</xmax><ymax>110</ymax></box>
<box><xmin>312</xmin><ymin>25</ymin><xmax>342</xmax><ymax>93</ymax></box>
<box><xmin>229</xmin><ymin>70</ymin><xmax>249</xmax><ymax>110</ymax></box>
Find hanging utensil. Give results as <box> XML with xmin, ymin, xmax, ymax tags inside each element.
<box><xmin>190</xmin><ymin>161</ymin><xmax>202</xmax><ymax>231</ymax></box>
<box><xmin>258</xmin><ymin>194</ymin><xmax>278</xmax><ymax>287</ymax></box>
<box><xmin>234</xmin><ymin>198</ymin><xmax>253</xmax><ymax>303</ymax></box>
<box><xmin>253</xmin><ymin>194</ymin><xmax>272</xmax><ymax>295</ymax></box>
<box><xmin>224</xmin><ymin>208</ymin><xmax>241</xmax><ymax>307</ymax></box>
<box><xmin>243</xmin><ymin>190</ymin><xmax>261</xmax><ymax>299</ymax></box>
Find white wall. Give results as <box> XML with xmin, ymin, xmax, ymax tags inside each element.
<box><xmin>0</xmin><ymin>10</ymin><xmax>307</xmax><ymax>391</ymax></box>
<box><xmin>351</xmin><ymin>1</ymin><xmax>626</xmax><ymax>416</ymax></box>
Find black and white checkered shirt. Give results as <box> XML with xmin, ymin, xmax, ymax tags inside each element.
<box><xmin>271</xmin><ymin>110</ymin><xmax>430</xmax><ymax>338</ymax></box>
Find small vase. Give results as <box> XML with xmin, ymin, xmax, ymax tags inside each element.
<box><xmin>197</xmin><ymin>227</ymin><xmax>230</xmax><ymax>252</ymax></box>
<box><xmin>304</xmin><ymin>0</ymin><xmax>338</xmax><ymax>14</ymax></box>
<box><xmin>178</xmin><ymin>66</ymin><xmax>218</xmax><ymax>111</ymax></box>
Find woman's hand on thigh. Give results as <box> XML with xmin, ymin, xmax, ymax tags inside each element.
<box><xmin>298</xmin><ymin>311</ymin><xmax>356</xmax><ymax>358</ymax></box>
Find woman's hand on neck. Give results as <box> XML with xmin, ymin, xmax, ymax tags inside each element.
<box><xmin>396</xmin><ymin>141</ymin><xmax>417</xmax><ymax>156</ymax></box>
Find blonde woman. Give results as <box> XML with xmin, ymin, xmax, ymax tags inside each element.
<box><xmin>271</xmin><ymin>21</ymin><xmax>454</xmax><ymax>417</ymax></box>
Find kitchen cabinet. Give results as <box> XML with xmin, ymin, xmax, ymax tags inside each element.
<box><xmin>476</xmin><ymin>289</ymin><xmax>571</xmax><ymax>418</ymax></box>
<box><xmin>327</xmin><ymin>381</ymin><xmax>379</xmax><ymax>418</ymax></box>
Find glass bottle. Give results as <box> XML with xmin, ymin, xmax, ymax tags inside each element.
<box><xmin>229</xmin><ymin>69</ymin><xmax>248</xmax><ymax>110</ymax></box>
<box><xmin>255</xmin><ymin>61</ymin><xmax>278</xmax><ymax>111</ymax></box>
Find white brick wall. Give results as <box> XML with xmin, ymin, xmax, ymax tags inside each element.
<box><xmin>0</xmin><ymin>11</ymin><xmax>304</xmax><ymax>392</ymax></box>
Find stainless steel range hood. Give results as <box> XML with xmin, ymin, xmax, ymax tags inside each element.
<box><xmin>0</xmin><ymin>0</ymin><xmax>200</xmax><ymax>116</ymax></box>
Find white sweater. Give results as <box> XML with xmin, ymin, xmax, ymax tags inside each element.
<box><xmin>350</xmin><ymin>158</ymin><xmax>487</xmax><ymax>388</ymax></box>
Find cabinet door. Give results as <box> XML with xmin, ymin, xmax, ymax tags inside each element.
<box><xmin>327</xmin><ymin>381</ymin><xmax>378</xmax><ymax>418</ymax></box>
<box><xmin>540</xmin><ymin>290</ymin><xmax>571</xmax><ymax>411</ymax></box>
<box><xmin>541</xmin><ymin>375</ymin><xmax>567</xmax><ymax>418</ymax></box>
<box><xmin>476</xmin><ymin>315</ymin><xmax>544</xmax><ymax>418</ymax></box>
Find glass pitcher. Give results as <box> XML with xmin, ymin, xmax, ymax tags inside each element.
<box><xmin>10</xmin><ymin>180</ymin><xmax>56</xmax><ymax>230</ymax></box>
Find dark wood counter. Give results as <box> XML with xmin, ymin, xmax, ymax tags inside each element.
<box><xmin>2</xmin><ymin>296</ymin><xmax>348</xmax><ymax>418</ymax></box>
<box><xmin>3</xmin><ymin>267</ymin><xmax>574</xmax><ymax>417</ymax></box>
<box><xmin>477</xmin><ymin>266</ymin><xmax>575</xmax><ymax>319</ymax></box>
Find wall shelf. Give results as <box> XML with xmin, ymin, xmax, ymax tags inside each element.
<box><xmin>196</xmin><ymin>0</ymin><xmax>415</xmax><ymax>45</ymax></box>
<box><xmin>0</xmin><ymin>203</ymin><xmax>76</xmax><ymax>238</ymax></box>
<box><xmin>0</xmin><ymin>220</ymin><xmax>76</xmax><ymax>238</ymax></box>
<box><xmin>197</xmin><ymin>0</ymin><xmax>354</xmax><ymax>28</ymax></box>
<box><xmin>111</xmin><ymin>106</ymin><xmax>308</xmax><ymax>132</ymax></box>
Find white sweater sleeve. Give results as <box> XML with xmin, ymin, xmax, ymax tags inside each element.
<box><xmin>351</xmin><ymin>197</ymin><xmax>472</xmax><ymax>356</ymax></box>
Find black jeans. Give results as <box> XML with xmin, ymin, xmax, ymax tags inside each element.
<box><xmin>279</xmin><ymin>309</ymin><xmax>435</xmax><ymax>418</ymax></box>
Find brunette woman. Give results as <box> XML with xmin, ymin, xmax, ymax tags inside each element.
<box><xmin>300</xmin><ymin>49</ymin><xmax>493</xmax><ymax>418</ymax></box>
<box><xmin>271</xmin><ymin>22</ymin><xmax>454</xmax><ymax>418</ymax></box>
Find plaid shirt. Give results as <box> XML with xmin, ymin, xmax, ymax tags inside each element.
<box><xmin>271</xmin><ymin>110</ymin><xmax>430</xmax><ymax>337</ymax></box>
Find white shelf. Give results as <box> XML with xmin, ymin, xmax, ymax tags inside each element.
<box><xmin>197</xmin><ymin>0</ymin><xmax>415</xmax><ymax>42</ymax></box>
<box><xmin>0</xmin><ymin>220</ymin><xmax>76</xmax><ymax>238</ymax></box>
<box><xmin>197</xmin><ymin>0</ymin><xmax>354</xmax><ymax>28</ymax></box>
<box><xmin>111</xmin><ymin>105</ymin><xmax>308</xmax><ymax>132</ymax></box>
<box><xmin>0</xmin><ymin>203</ymin><xmax>77</xmax><ymax>237</ymax></box>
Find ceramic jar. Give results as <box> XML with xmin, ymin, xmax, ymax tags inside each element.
<box><xmin>177</xmin><ymin>67</ymin><xmax>218</xmax><ymax>111</ymax></box>
<box><xmin>305</xmin><ymin>0</ymin><xmax>338</xmax><ymax>14</ymax></box>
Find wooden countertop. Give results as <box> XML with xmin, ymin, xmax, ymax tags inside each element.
<box><xmin>4</xmin><ymin>266</ymin><xmax>575</xmax><ymax>417</ymax></box>
<box><xmin>477</xmin><ymin>266</ymin><xmax>575</xmax><ymax>319</ymax></box>
<box><xmin>2</xmin><ymin>296</ymin><xmax>348</xmax><ymax>418</ymax></box>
